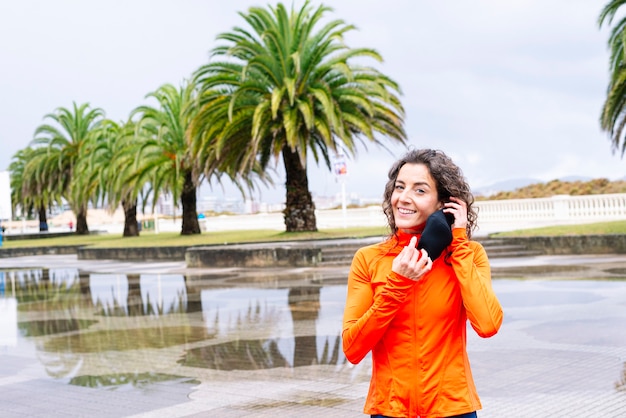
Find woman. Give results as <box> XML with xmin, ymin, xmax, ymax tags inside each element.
<box><xmin>342</xmin><ymin>149</ymin><xmax>503</xmax><ymax>418</ymax></box>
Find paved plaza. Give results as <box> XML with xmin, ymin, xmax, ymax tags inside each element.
<box><xmin>1</xmin><ymin>251</ymin><xmax>626</xmax><ymax>417</ymax></box>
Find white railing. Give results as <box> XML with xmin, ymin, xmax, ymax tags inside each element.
<box><xmin>4</xmin><ymin>194</ymin><xmax>626</xmax><ymax>237</ymax></box>
<box><xmin>200</xmin><ymin>206</ymin><xmax>388</xmax><ymax>232</ymax></box>
<box><xmin>201</xmin><ymin>193</ymin><xmax>626</xmax><ymax>236</ymax></box>
<box><xmin>474</xmin><ymin>193</ymin><xmax>626</xmax><ymax>234</ymax></box>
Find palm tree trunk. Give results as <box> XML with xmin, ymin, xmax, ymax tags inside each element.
<box><xmin>288</xmin><ymin>287</ymin><xmax>320</xmax><ymax>367</ymax></box>
<box><xmin>122</xmin><ymin>199</ymin><xmax>139</xmax><ymax>237</ymax></box>
<box><xmin>38</xmin><ymin>204</ymin><xmax>48</xmax><ymax>232</ymax></box>
<box><xmin>184</xmin><ymin>275</ymin><xmax>203</xmax><ymax>313</ymax></box>
<box><xmin>181</xmin><ymin>170</ymin><xmax>201</xmax><ymax>235</ymax></box>
<box><xmin>282</xmin><ymin>146</ymin><xmax>317</xmax><ymax>232</ymax></box>
<box><xmin>79</xmin><ymin>271</ymin><xmax>92</xmax><ymax>300</ymax></box>
<box><xmin>127</xmin><ymin>274</ymin><xmax>143</xmax><ymax>316</ymax></box>
<box><xmin>75</xmin><ymin>205</ymin><xmax>89</xmax><ymax>235</ymax></box>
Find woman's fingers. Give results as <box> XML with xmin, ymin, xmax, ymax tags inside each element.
<box><xmin>393</xmin><ymin>240</ymin><xmax>432</xmax><ymax>281</ymax></box>
<box><xmin>444</xmin><ymin>197</ymin><xmax>468</xmax><ymax>229</ymax></box>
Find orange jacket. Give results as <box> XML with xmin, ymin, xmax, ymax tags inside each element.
<box><xmin>342</xmin><ymin>228</ymin><xmax>503</xmax><ymax>418</ymax></box>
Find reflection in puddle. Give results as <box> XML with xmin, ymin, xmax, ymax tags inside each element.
<box><xmin>69</xmin><ymin>372</ymin><xmax>199</xmax><ymax>390</ymax></box>
<box><xmin>90</xmin><ymin>273</ymin><xmax>189</xmax><ymax>317</ymax></box>
<box><xmin>497</xmin><ymin>290</ymin><xmax>603</xmax><ymax>307</ymax></box>
<box><xmin>526</xmin><ymin>317</ymin><xmax>626</xmax><ymax>346</ymax></box>
<box><xmin>20</xmin><ymin>318</ymin><xmax>98</xmax><ymax>337</ymax></box>
<box><xmin>4</xmin><ymin>266</ymin><xmax>626</xmax><ymax>402</ymax></box>
<box><xmin>180</xmin><ymin>334</ymin><xmax>344</xmax><ymax>371</ymax></box>
<box><xmin>618</xmin><ymin>363</ymin><xmax>626</xmax><ymax>392</ymax></box>
<box><xmin>44</xmin><ymin>326</ymin><xmax>214</xmax><ymax>353</ymax></box>
<box><xmin>0</xmin><ymin>267</ymin><xmax>349</xmax><ymax>394</ymax></box>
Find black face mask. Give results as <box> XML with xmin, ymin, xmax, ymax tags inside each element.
<box><xmin>417</xmin><ymin>209</ymin><xmax>454</xmax><ymax>260</ymax></box>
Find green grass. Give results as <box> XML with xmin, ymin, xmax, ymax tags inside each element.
<box><xmin>491</xmin><ymin>220</ymin><xmax>626</xmax><ymax>237</ymax></box>
<box><xmin>4</xmin><ymin>219</ymin><xmax>626</xmax><ymax>249</ymax></box>
<box><xmin>0</xmin><ymin>226</ymin><xmax>389</xmax><ymax>249</ymax></box>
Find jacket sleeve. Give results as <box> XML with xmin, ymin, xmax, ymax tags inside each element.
<box><xmin>342</xmin><ymin>248</ymin><xmax>415</xmax><ymax>364</ymax></box>
<box><xmin>450</xmin><ymin>228</ymin><xmax>503</xmax><ymax>337</ymax></box>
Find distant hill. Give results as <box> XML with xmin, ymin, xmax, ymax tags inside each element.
<box><xmin>473</xmin><ymin>178</ymin><xmax>541</xmax><ymax>197</ymax></box>
<box><xmin>474</xmin><ymin>177</ymin><xmax>626</xmax><ymax>200</ymax></box>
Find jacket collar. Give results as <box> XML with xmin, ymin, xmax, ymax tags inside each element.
<box><xmin>383</xmin><ymin>229</ymin><xmax>421</xmax><ymax>255</ymax></box>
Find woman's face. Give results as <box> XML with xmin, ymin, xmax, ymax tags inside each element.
<box><xmin>391</xmin><ymin>163</ymin><xmax>442</xmax><ymax>234</ymax></box>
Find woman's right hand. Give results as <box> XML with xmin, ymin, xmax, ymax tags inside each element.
<box><xmin>392</xmin><ymin>236</ymin><xmax>433</xmax><ymax>281</ymax></box>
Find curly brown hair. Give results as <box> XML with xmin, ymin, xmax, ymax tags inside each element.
<box><xmin>382</xmin><ymin>149</ymin><xmax>477</xmax><ymax>238</ymax></box>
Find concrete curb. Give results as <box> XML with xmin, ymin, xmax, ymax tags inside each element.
<box><xmin>497</xmin><ymin>234</ymin><xmax>626</xmax><ymax>255</ymax></box>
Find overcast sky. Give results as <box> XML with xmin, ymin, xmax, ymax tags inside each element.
<box><xmin>1</xmin><ymin>0</ymin><xmax>623</xmax><ymax>204</ymax></box>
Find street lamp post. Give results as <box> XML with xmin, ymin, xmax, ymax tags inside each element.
<box><xmin>333</xmin><ymin>154</ymin><xmax>348</xmax><ymax>229</ymax></box>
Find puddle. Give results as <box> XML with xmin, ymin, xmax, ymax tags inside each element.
<box><xmin>0</xmin><ymin>267</ymin><xmax>349</xmax><ymax>392</ymax></box>
<box><xmin>180</xmin><ymin>334</ymin><xmax>344</xmax><ymax>370</ymax></box>
<box><xmin>20</xmin><ymin>318</ymin><xmax>99</xmax><ymax>337</ymax></box>
<box><xmin>69</xmin><ymin>372</ymin><xmax>199</xmax><ymax>390</ymax></box>
<box><xmin>43</xmin><ymin>326</ymin><xmax>214</xmax><ymax>353</ymax></box>
<box><xmin>525</xmin><ymin>317</ymin><xmax>626</xmax><ymax>346</ymax></box>
<box><xmin>2</xmin><ymin>266</ymin><xmax>626</xmax><ymax>401</ymax></box>
<box><xmin>497</xmin><ymin>290</ymin><xmax>603</xmax><ymax>307</ymax></box>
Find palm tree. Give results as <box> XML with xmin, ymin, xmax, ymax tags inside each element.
<box><xmin>9</xmin><ymin>148</ymin><xmax>34</xmax><ymax>224</ymax></box>
<box><xmin>9</xmin><ymin>147</ymin><xmax>55</xmax><ymax>231</ymax></box>
<box><xmin>82</xmin><ymin>119</ymin><xmax>143</xmax><ymax>237</ymax></box>
<box><xmin>599</xmin><ymin>0</ymin><xmax>626</xmax><ymax>153</ymax></box>
<box><xmin>130</xmin><ymin>82</ymin><xmax>203</xmax><ymax>235</ymax></box>
<box><xmin>190</xmin><ymin>1</ymin><xmax>406</xmax><ymax>232</ymax></box>
<box><xmin>31</xmin><ymin>102</ymin><xmax>106</xmax><ymax>235</ymax></box>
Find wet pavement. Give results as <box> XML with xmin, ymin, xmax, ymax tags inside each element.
<box><xmin>1</xmin><ymin>251</ymin><xmax>626</xmax><ymax>417</ymax></box>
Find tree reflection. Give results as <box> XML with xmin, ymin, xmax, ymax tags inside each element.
<box><xmin>126</xmin><ymin>274</ymin><xmax>143</xmax><ymax>316</ymax></box>
<box><xmin>288</xmin><ymin>286</ymin><xmax>344</xmax><ymax>368</ymax></box>
<box><xmin>180</xmin><ymin>285</ymin><xmax>345</xmax><ymax>371</ymax></box>
<box><xmin>320</xmin><ymin>335</ymin><xmax>342</xmax><ymax>366</ymax></box>
<box><xmin>69</xmin><ymin>371</ymin><xmax>198</xmax><ymax>389</ymax></box>
<box><xmin>78</xmin><ymin>271</ymin><xmax>92</xmax><ymax>300</ymax></box>
<box><xmin>617</xmin><ymin>362</ymin><xmax>626</xmax><ymax>392</ymax></box>
<box><xmin>181</xmin><ymin>338</ymin><xmax>290</xmax><ymax>370</ymax></box>
<box><xmin>42</xmin><ymin>325</ymin><xmax>212</xmax><ymax>353</ymax></box>
<box><xmin>288</xmin><ymin>286</ymin><xmax>320</xmax><ymax>367</ymax></box>
<box><xmin>7</xmin><ymin>268</ymin><xmax>215</xmax><ymax>388</ymax></box>
<box><xmin>183</xmin><ymin>275</ymin><xmax>203</xmax><ymax>313</ymax></box>
<box><xmin>13</xmin><ymin>268</ymin><xmax>95</xmax><ymax>336</ymax></box>
<box><xmin>7</xmin><ymin>268</ymin><xmax>346</xmax><ymax>384</ymax></box>
<box><xmin>180</xmin><ymin>298</ymin><xmax>285</xmax><ymax>370</ymax></box>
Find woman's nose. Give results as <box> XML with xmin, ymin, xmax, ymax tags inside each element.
<box><xmin>399</xmin><ymin>188</ymin><xmax>411</xmax><ymax>201</ymax></box>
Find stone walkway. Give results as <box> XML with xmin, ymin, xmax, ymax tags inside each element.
<box><xmin>1</xmin><ymin>252</ymin><xmax>626</xmax><ymax>417</ymax></box>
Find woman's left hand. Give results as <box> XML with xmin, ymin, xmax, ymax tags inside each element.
<box><xmin>443</xmin><ymin>197</ymin><xmax>468</xmax><ymax>230</ymax></box>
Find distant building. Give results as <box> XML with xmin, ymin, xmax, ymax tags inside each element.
<box><xmin>0</xmin><ymin>171</ymin><xmax>12</xmax><ymax>221</ymax></box>
<box><xmin>197</xmin><ymin>196</ymin><xmax>244</xmax><ymax>214</ymax></box>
